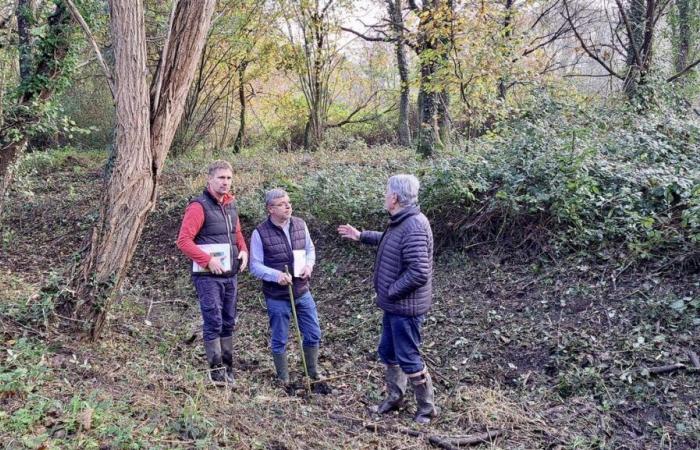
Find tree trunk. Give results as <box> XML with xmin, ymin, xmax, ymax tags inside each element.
<box><xmin>675</xmin><ymin>0</ymin><xmax>690</xmax><ymax>73</ymax></box>
<box><xmin>57</xmin><ymin>0</ymin><xmax>217</xmax><ymax>340</ymax></box>
<box><xmin>416</xmin><ymin>62</ymin><xmax>439</xmax><ymax>157</ymax></box>
<box><xmin>0</xmin><ymin>139</ymin><xmax>28</xmax><ymax>217</ymax></box>
<box><xmin>414</xmin><ymin>0</ymin><xmax>451</xmax><ymax>157</ymax></box>
<box><xmin>233</xmin><ymin>62</ymin><xmax>247</xmax><ymax>153</ymax></box>
<box><xmin>671</xmin><ymin>0</ymin><xmax>700</xmax><ymax>84</ymax></box>
<box><xmin>16</xmin><ymin>0</ymin><xmax>37</xmax><ymax>84</ymax></box>
<box><xmin>437</xmin><ymin>91</ymin><xmax>450</xmax><ymax>147</ymax></box>
<box><xmin>497</xmin><ymin>0</ymin><xmax>514</xmax><ymax>100</ymax></box>
<box><xmin>387</xmin><ymin>0</ymin><xmax>411</xmax><ymax>146</ymax></box>
<box><xmin>0</xmin><ymin>1</ymin><xmax>73</xmax><ymax>219</ymax></box>
<box><xmin>623</xmin><ymin>0</ymin><xmax>647</xmax><ymax>97</ymax></box>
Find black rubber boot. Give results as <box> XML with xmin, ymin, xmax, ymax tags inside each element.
<box><xmin>272</xmin><ymin>352</ymin><xmax>289</xmax><ymax>384</ymax></box>
<box><xmin>302</xmin><ymin>346</ymin><xmax>320</xmax><ymax>380</ymax></box>
<box><xmin>410</xmin><ymin>369</ymin><xmax>439</xmax><ymax>424</ymax></box>
<box><xmin>204</xmin><ymin>338</ymin><xmax>226</xmax><ymax>385</ymax></box>
<box><xmin>220</xmin><ymin>336</ymin><xmax>235</xmax><ymax>385</ymax></box>
<box><xmin>370</xmin><ymin>365</ymin><xmax>407</xmax><ymax>414</ymax></box>
<box><xmin>303</xmin><ymin>346</ymin><xmax>332</xmax><ymax>394</ymax></box>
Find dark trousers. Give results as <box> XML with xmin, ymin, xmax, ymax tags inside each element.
<box><xmin>377</xmin><ymin>312</ymin><xmax>426</xmax><ymax>374</ymax></box>
<box><xmin>193</xmin><ymin>275</ymin><xmax>238</xmax><ymax>342</ymax></box>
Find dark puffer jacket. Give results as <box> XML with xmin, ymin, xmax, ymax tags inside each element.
<box><xmin>360</xmin><ymin>205</ymin><xmax>433</xmax><ymax>316</ymax></box>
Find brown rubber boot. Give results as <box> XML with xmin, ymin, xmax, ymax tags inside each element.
<box><xmin>370</xmin><ymin>365</ymin><xmax>407</xmax><ymax>414</ymax></box>
<box><xmin>409</xmin><ymin>368</ymin><xmax>439</xmax><ymax>424</ymax></box>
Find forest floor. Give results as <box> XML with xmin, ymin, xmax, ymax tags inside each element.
<box><xmin>1</xmin><ymin>149</ymin><xmax>698</xmax><ymax>449</ymax></box>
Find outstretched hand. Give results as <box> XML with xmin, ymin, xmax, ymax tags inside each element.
<box><xmin>337</xmin><ymin>224</ymin><xmax>360</xmax><ymax>241</ymax></box>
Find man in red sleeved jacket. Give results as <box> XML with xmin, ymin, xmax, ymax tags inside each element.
<box><xmin>177</xmin><ymin>160</ymin><xmax>248</xmax><ymax>385</ymax></box>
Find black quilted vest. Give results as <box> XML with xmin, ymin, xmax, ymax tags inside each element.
<box><xmin>256</xmin><ymin>216</ymin><xmax>309</xmax><ymax>300</ymax></box>
<box><xmin>191</xmin><ymin>189</ymin><xmax>240</xmax><ymax>276</ymax></box>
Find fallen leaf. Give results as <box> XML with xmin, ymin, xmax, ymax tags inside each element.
<box><xmin>78</xmin><ymin>407</ymin><xmax>94</xmax><ymax>431</ymax></box>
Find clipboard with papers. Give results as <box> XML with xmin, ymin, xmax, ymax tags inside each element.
<box><xmin>293</xmin><ymin>250</ymin><xmax>306</xmax><ymax>277</ymax></box>
<box><xmin>192</xmin><ymin>243</ymin><xmax>232</xmax><ymax>273</ymax></box>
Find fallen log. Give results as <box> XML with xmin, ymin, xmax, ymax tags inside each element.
<box><xmin>645</xmin><ymin>363</ymin><xmax>685</xmax><ymax>375</ymax></box>
<box><xmin>364</xmin><ymin>422</ymin><xmax>422</xmax><ymax>437</ymax></box>
<box><xmin>426</xmin><ymin>436</ymin><xmax>460</xmax><ymax>450</ymax></box>
<box><xmin>329</xmin><ymin>413</ymin><xmax>505</xmax><ymax>448</ymax></box>
<box><xmin>430</xmin><ymin>430</ymin><xmax>505</xmax><ymax>446</ymax></box>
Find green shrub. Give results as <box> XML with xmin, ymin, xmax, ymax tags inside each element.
<box><xmin>168</xmin><ymin>94</ymin><xmax>698</xmax><ymax>268</ymax></box>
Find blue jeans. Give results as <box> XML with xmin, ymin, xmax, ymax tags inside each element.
<box><xmin>266</xmin><ymin>291</ymin><xmax>321</xmax><ymax>354</ymax></box>
<box><xmin>193</xmin><ymin>275</ymin><xmax>238</xmax><ymax>342</ymax></box>
<box><xmin>377</xmin><ymin>312</ymin><xmax>426</xmax><ymax>374</ymax></box>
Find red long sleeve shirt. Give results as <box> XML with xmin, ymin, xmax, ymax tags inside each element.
<box><xmin>176</xmin><ymin>192</ymin><xmax>248</xmax><ymax>268</ymax></box>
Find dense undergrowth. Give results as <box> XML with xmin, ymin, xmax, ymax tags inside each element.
<box><xmin>269</xmin><ymin>95</ymin><xmax>700</xmax><ymax>271</ymax></box>
<box><xmin>17</xmin><ymin>94</ymin><xmax>700</xmax><ymax>272</ymax></box>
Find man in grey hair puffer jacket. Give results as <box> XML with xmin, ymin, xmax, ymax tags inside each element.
<box><xmin>337</xmin><ymin>174</ymin><xmax>438</xmax><ymax>425</ymax></box>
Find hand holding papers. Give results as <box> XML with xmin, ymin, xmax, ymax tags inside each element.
<box><xmin>193</xmin><ymin>243</ymin><xmax>231</xmax><ymax>273</ymax></box>
<box><xmin>293</xmin><ymin>250</ymin><xmax>307</xmax><ymax>278</ymax></box>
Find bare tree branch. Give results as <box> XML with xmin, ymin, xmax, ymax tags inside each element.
<box><xmin>340</xmin><ymin>26</ymin><xmax>393</xmax><ymax>42</ymax></box>
<box><xmin>65</xmin><ymin>0</ymin><xmax>115</xmax><ymax>99</ymax></box>
<box><xmin>667</xmin><ymin>56</ymin><xmax>700</xmax><ymax>82</ymax></box>
<box><xmin>327</xmin><ymin>91</ymin><xmax>382</xmax><ymax>127</ymax></box>
<box><xmin>562</xmin><ymin>0</ymin><xmax>624</xmax><ymax>79</ymax></box>
<box><xmin>613</xmin><ymin>0</ymin><xmax>642</xmax><ymax>69</ymax></box>
<box><xmin>150</xmin><ymin>0</ymin><xmax>179</xmax><ymax>121</ymax></box>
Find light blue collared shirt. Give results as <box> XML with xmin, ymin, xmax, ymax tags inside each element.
<box><xmin>250</xmin><ymin>219</ymin><xmax>316</xmax><ymax>283</ymax></box>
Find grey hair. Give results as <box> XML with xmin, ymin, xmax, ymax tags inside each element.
<box><xmin>387</xmin><ymin>174</ymin><xmax>420</xmax><ymax>207</ymax></box>
<box><xmin>265</xmin><ymin>188</ymin><xmax>289</xmax><ymax>206</ymax></box>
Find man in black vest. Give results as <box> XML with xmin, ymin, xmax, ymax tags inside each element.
<box><xmin>250</xmin><ymin>188</ymin><xmax>322</xmax><ymax>384</ymax></box>
<box><xmin>337</xmin><ymin>174</ymin><xmax>438</xmax><ymax>424</ymax></box>
<box><xmin>177</xmin><ymin>160</ymin><xmax>249</xmax><ymax>385</ymax></box>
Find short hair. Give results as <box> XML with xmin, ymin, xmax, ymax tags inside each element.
<box><xmin>387</xmin><ymin>174</ymin><xmax>420</xmax><ymax>207</ymax></box>
<box><xmin>207</xmin><ymin>160</ymin><xmax>233</xmax><ymax>176</ymax></box>
<box><xmin>265</xmin><ymin>188</ymin><xmax>288</xmax><ymax>207</ymax></box>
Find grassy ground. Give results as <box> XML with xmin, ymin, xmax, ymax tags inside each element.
<box><xmin>1</xmin><ymin>147</ymin><xmax>698</xmax><ymax>449</ymax></box>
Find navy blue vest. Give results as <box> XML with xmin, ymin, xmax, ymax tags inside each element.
<box><xmin>256</xmin><ymin>216</ymin><xmax>309</xmax><ymax>300</ymax></box>
<box><xmin>191</xmin><ymin>190</ymin><xmax>240</xmax><ymax>276</ymax></box>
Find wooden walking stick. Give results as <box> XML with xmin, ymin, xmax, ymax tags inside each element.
<box><xmin>284</xmin><ymin>265</ymin><xmax>311</xmax><ymax>394</ymax></box>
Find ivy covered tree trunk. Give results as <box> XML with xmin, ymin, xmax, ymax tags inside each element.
<box><xmin>671</xmin><ymin>0</ymin><xmax>699</xmax><ymax>82</ymax></box>
<box><xmin>416</xmin><ymin>64</ymin><xmax>439</xmax><ymax>157</ymax></box>
<box><xmin>57</xmin><ymin>0</ymin><xmax>217</xmax><ymax>339</ymax></box>
<box><xmin>16</xmin><ymin>0</ymin><xmax>37</xmax><ymax>83</ymax></box>
<box><xmin>0</xmin><ymin>1</ymin><xmax>74</xmax><ymax>219</ymax></box>
<box><xmin>303</xmin><ymin>12</ymin><xmax>330</xmax><ymax>151</ymax></box>
<box><xmin>387</xmin><ymin>0</ymin><xmax>411</xmax><ymax>146</ymax></box>
<box><xmin>623</xmin><ymin>0</ymin><xmax>656</xmax><ymax>99</ymax></box>
<box><xmin>413</xmin><ymin>0</ymin><xmax>452</xmax><ymax>157</ymax></box>
<box><xmin>675</xmin><ymin>0</ymin><xmax>690</xmax><ymax>72</ymax></box>
<box><xmin>497</xmin><ymin>0</ymin><xmax>514</xmax><ymax>100</ymax></box>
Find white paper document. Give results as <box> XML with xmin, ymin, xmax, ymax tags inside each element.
<box><xmin>193</xmin><ymin>243</ymin><xmax>232</xmax><ymax>273</ymax></box>
<box><xmin>293</xmin><ymin>250</ymin><xmax>307</xmax><ymax>277</ymax></box>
